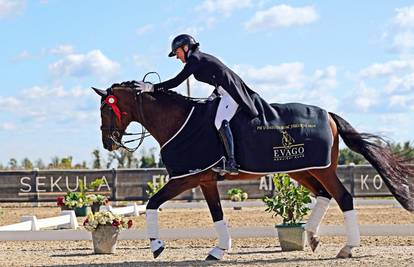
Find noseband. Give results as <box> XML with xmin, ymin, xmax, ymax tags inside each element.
<box><xmin>100</xmin><ymin>86</ymin><xmax>150</xmax><ymax>152</ymax></box>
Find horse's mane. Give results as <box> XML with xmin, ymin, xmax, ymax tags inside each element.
<box><xmin>110</xmin><ymin>81</ymin><xmax>197</xmax><ymax>107</ymax></box>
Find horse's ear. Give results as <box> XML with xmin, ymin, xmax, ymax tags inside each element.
<box><xmin>92</xmin><ymin>87</ymin><xmax>107</xmax><ymax>97</ymax></box>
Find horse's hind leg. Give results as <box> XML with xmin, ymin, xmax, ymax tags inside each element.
<box><xmin>309</xmin><ymin>167</ymin><xmax>360</xmax><ymax>258</ymax></box>
<box><xmin>146</xmin><ymin>175</ymin><xmax>201</xmax><ymax>258</ymax></box>
<box><xmin>200</xmin><ymin>173</ymin><xmax>230</xmax><ymax>260</ymax></box>
<box><xmin>289</xmin><ymin>171</ymin><xmax>332</xmax><ymax>252</ymax></box>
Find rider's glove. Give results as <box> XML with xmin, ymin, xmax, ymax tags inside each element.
<box><xmin>136</xmin><ymin>81</ymin><xmax>154</xmax><ymax>93</ymax></box>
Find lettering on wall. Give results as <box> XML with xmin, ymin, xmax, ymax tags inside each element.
<box><xmin>360</xmin><ymin>174</ymin><xmax>384</xmax><ymax>190</ymax></box>
<box><xmin>19</xmin><ymin>175</ymin><xmax>111</xmax><ymax>193</ymax></box>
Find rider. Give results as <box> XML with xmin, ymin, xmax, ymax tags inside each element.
<box><xmin>136</xmin><ymin>34</ymin><xmax>260</xmax><ymax>175</ymax></box>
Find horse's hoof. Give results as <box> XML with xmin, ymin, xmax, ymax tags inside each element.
<box><xmin>153</xmin><ymin>246</ymin><xmax>164</xmax><ymax>259</ymax></box>
<box><xmin>206</xmin><ymin>254</ymin><xmax>220</xmax><ymax>261</ymax></box>
<box><xmin>336</xmin><ymin>246</ymin><xmax>352</xmax><ymax>258</ymax></box>
<box><xmin>309</xmin><ymin>236</ymin><xmax>320</xmax><ymax>252</ymax></box>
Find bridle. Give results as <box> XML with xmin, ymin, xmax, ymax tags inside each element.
<box><xmin>99</xmin><ymin>73</ymin><xmax>160</xmax><ymax>152</ymax></box>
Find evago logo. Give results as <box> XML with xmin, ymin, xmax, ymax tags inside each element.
<box><xmin>273</xmin><ymin>130</ymin><xmax>305</xmax><ymax>161</ymax></box>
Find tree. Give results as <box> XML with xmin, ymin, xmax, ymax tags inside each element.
<box><xmin>60</xmin><ymin>156</ymin><xmax>73</xmax><ymax>169</ymax></box>
<box><xmin>139</xmin><ymin>147</ymin><xmax>157</xmax><ymax>168</ymax></box>
<box><xmin>92</xmin><ymin>149</ymin><xmax>102</xmax><ymax>169</ymax></box>
<box><xmin>35</xmin><ymin>159</ymin><xmax>45</xmax><ymax>169</ymax></box>
<box><xmin>21</xmin><ymin>158</ymin><xmax>33</xmax><ymax>170</ymax></box>
<box><xmin>338</xmin><ymin>148</ymin><xmax>366</xmax><ymax>165</ymax></box>
<box><xmin>50</xmin><ymin>156</ymin><xmax>60</xmax><ymax>169</ymax></box>
<box><xmin>8</xmin><ymin>158</ymin><xmax>18</xmax><ymax>170</ymax></box>
<box><xmin>390</xmin><ymin>141</ymin><xmax>414</xmax><ymax>162</ymax></box>
<box><xmin>107</xmin><ymin>149</ymin><xmax>139</xmax><ymax>169</ymax></box>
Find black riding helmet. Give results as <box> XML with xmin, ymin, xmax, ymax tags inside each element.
<box><xmin>168</xmin><ymin>34</ymin><xmax>199</xmax><ymax>57</ymax></box>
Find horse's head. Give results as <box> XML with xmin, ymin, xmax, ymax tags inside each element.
<box><xmin>92</xmin><ymin>84</ymin><xmax>138</xmax><ymax>151</ymax></box>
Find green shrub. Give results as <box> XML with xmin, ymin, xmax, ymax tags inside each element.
<box><xmin>262</xmin><ymin>173</ymin><xmax>311</xmax><ymax>225</ymax></box>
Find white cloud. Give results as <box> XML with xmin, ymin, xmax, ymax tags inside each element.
<box><xmin>48</xmin><ymin>50</ymin><xmax>120</xmax><ymax>79</ymax></box>
<box><xmin>0</xmin><ymin>96</ymin><xmax>21</xmax><ymax>109</ymax></box>
<box><xmin>13</xmin><ymin>50</ymin><xmax>31</xmax><ymax>61</ymax></box>
<box><xmin>22</xmin><ymin>85</ymin><xmax>92</xmax><ymax>99</ymax></box>
<box><xmin>136</xmin><ymin>24</ymin><xmax>154</xmax><ymax>35</ymax></box>
<box><xmin>359</xmin><ymin>60</ymin><xmax>413</xmax><ymax>78</ymax></box>
<box><xmin>392</xmin><ymin>31</ymin><xmax>414</xmax><ymax>52</ymax></box>
<box><xmin>233</xmin><ymin>62</ymin><xmax>305</xmax><ymax>90</ymax></box>
<box><xmin>48</xmin><ymin>44</ymin><xmax>75</xmax><ymax>55</ymax></box>
<box><xmin>0</xmin><ymin>0</ymin><xmax>25</xmax><ymax>19</ymax></box>
<box><xmin>384</xmin><ymin>73</ymin><xmax>414</xmax><ymax>93</ymax></box>
<box><xmin>245</xmin><ymin>4</ymin><xmax>318</xmax><ymax>31</ymax></box>
<box><xmin>196</xmin><ymin>0</ymin><xmax>252</xmax><ymax>16</ymax></box>
<box><xmin>353</xmin><ymin>82</ymin><xmax>379</xmax><ymax>112</ymax></box>
<box><xmin>0</xmin><ymin>122</ymin><xmax>16</xmax><ymax>131</ymax></box>
<box><xmin>311</xmin><ymin>66</ymin><xmax>337</xmax><ymax>90</ymax></box>
<box><xmin>5</xmin><ymin>85</ymin><xmax>98</xmax><ymax>127</ymax></box>
<box><xmin>393</xmin><ymin>5</ymin><xmax>414</xmax><ymax>28</ymax></box>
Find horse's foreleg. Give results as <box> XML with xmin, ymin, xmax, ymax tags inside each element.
<box><xmin>146</xmin><ymin>176</ymin><xmax>201</xmax><ymax>259</ymax></box>
<box><xmin>200</xmin><ymin>174</ymin><xmax>231</xmax><ymax>260</ymax></box>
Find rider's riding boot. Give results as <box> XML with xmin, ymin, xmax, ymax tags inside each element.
<box><xmin>212</xmin><ymin>120</ymin><xmax>239</xmax><ymax>175</ymax></box>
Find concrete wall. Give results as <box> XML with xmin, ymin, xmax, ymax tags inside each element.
<box><xmin>0</xmin><ymin>165</ymin><xmax>412</xmax><ymax>202</ymax></box>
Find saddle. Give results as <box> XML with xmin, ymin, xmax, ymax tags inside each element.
<box><xmin>161</xmin><ymin>94</ymin><xmax>333</xmax><ymax>179</ymax></box>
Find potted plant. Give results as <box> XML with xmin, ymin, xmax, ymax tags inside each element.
<box><xmin>227</xmin><ymin>187</ymin><xmax>248</xmax><ymax>210</ymax></box>
<box><xmin>146</xmin><ymin>179</ymin><xmax>165</xmax><ymax>198</ymax></box>
<box><xmin>262</xmin><ymin>173</ymin><xmax>312</xmax><ymax>251</ymax></box>
<box><xmin>83</xmin><ymin>211</ymin><xmax>133</xmax><ymax>254</ymax></box>
<box><xmin>86</xmin><ymin>194</ymin><xmax>109</xmax><ymax>214</ymax></box>
<box><xmin>86</xmin><ymin>178</ymin><xmax>109</xmax><ymax>214</ymax></box>
<box><xmin>59</xmin><ymin>191</ymin><xmax>89</xmax><ymax>216</ymax></box>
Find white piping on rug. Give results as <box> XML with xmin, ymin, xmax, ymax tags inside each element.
<box><xmin>238</xmin><ymin>161</ymin><xmax>332</xmax><ymax>175</ymax></box>
<box><xmin>161</xmin><ymin>107</ymin><xmax>195</xmax><ymax>150</ymax></box>
<box><xmin>169</xmin><ymin>157</ymin><xmax>225</xmax><ymax>179</ymax></box>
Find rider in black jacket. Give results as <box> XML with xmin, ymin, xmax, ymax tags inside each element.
<box><xmin>137</xmin><ymin>34</ymin><xmax>260</xmax><ymax>175</ymax></box>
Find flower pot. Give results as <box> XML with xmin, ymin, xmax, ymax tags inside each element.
<box><xmin>275</xmin><ymin>223</ymin><xmax>306</xmax><ymax>251</ymax></box>
<box><xmin>92</xmin><ymin>225</ymin><xmax>120</xmax><ymax>254</ymax></box>
<box><xmin>74</xmin><ymin>206</ymin><xmax>89</xmax><ymax>217</ymax></box>
<box><xmin>91</xmin><ymin>203</ymin><xmax>101</xmax><ymax>214</ymax></box>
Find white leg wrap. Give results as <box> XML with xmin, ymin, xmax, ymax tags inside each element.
<box><xmin>214</xmin><ymin>220</ymin><xmax>232</xmax><ymax>250</ymax></box>
<box><xmin>146</xmin><ymin>209</ymin><xmax>159</xmax><ymax>239</ymax></box>
<box><xmin>208</xmin><ymin>246</ymin><xmax>225</xmax><ymax>260</ymax></box>
<box><xmin>305</xmin><ymin>196</ymin><xmax>330</xmax><ymax>234</ymax></box>
<box><xmin>150</xmin><ymin>239</ymin><xmax>165</xmax><ymax>253</ymax></box>
<box><xmin>343</xmin><ymin>209</ymin><xmax>360</xmax><ymax>247</ymax></box>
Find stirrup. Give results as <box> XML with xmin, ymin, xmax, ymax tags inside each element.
<box><xmin>212</xmin><ymin>158</ymin><xmax>239</xmax><ymax>176</ymax></box>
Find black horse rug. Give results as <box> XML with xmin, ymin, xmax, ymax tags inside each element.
<box><xmin>160</xmin><ymin>94</ymin><xmax>333</xmax><ymax>179</ymax></box>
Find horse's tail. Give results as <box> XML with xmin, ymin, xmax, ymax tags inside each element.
<box><xmin>329</xmin><ymin>112</ymin><xmax>414</xmax><ymax>212</ymax></box>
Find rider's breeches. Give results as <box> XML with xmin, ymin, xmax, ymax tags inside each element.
<box><xmin>214</xmin><ymin>89</ymin><xmax>238</xmax><ymax>129</ymax></box>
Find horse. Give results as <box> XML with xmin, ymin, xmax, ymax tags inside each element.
<box><xmin>92</xmin><ymin>81</ymin><xmax>414</xmax><ymax>260</ymax></box>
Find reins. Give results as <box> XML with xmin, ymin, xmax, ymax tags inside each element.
<box><xmin>101</xmin><ymin>71</ymin><xmax>209</xmax><ymax>152</ymax></box>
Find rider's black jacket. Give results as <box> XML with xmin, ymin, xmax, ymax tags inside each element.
<box><xmin>154</xmin><ymin>49</ymin><xmax>259</xmax><ymax>118</ymax></box>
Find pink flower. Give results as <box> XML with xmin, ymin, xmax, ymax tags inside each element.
<box><xmin>112</xmin><ymin>219</ymin><xmax>120</xmax><ymax>228</ymax></box>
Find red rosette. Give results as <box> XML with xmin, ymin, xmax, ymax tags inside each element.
<box><xmin>104</xmin><ymin>95</ymin><xmax>122</xmax><ymax>122</ymax></box>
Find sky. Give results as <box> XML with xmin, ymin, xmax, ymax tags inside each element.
<box><xmin>1</xmin><ymin>0</ymin><xmax>414</xmax><ymax>167</ymax></box>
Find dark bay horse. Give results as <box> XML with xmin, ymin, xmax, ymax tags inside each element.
<box><xmin>93</xmin><ymin>82</ymin><xmax>413</xmax><ymax>260</ymax></box>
